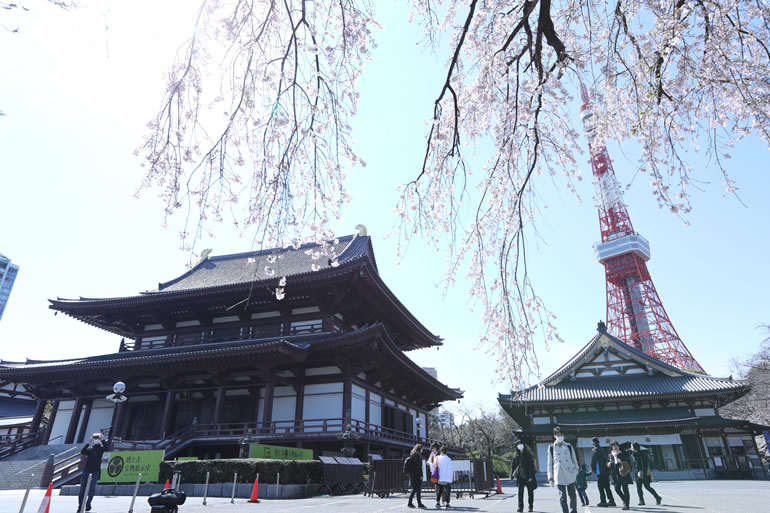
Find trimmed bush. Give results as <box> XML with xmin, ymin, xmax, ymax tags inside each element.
<box><xmin>159</xmin><ymin>458</ymin><xmax>323</xmax><ymax>485</ymax></box>
<box><xmin>493</xmin><ymin>452</ymin><xmax>514</xmax><ymax>477</ymax></box>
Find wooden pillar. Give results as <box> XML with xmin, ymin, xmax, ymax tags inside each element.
<box><xmin>212</xmin><ymin>387</ymin><xmax>226</xmax><ymax>425</ymax></box>
<box><xmin>41</xmin><ymin>400</ymin><xmax>59</xmax><ymax>444</ymax></box>
<box><xmin>262</xmin><ymin>383</ymin><xmax>274</xmax><ymax>431</ymax></box>
<box><xmin>159</xmin><ymin>391</ymin><xmax>175</xmax><ymax>439</ymax></box>
<box><xmin>29</xmin><ymin>399</ymin><xmax>46</xmax><ymax>435</ymax></box>
<box><xmin>365</xmin><ymin>389</ymin><xmax>370</xmax><ymax>425</ymax></box>
<box><xmin>342</xmin><ymin>377</ymin><xmax>352</xmax><ymax>424</ymax></box>
<box><xmin>294</xmin><ymin>383</ymin><xmax>304</xmax><ymax>432</ymax></box>
<box><xmin>64</xmin><ymin>398</ymin><xmax>84</xmax><ymax>444</ymax></box>
<box><xmin>76</xmin><ymin>399</ymin><xmax>94</xmax><ymax>443</ymax></box>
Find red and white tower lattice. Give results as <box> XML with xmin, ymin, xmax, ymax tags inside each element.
<box><xmin>579</xmin><ymin>83</ymin><xmax>705</xmax><ymax>373</ymax></box>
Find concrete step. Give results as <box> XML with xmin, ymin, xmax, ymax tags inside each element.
<box><xmin>0</xmin><ymin>444</ymin><xmax>82</xmax><ymax>490</ymax></box>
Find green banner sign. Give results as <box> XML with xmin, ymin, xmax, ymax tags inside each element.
<box><xmin>177</xmin><ymin>456</ymin><xmax>198</xmax><ymax>461</ymax></box>
<box><xmin>99</xmin><ymin>450</ymin><xmax>165</xmax><ymax>483</ymax></box>
<box><xmin>249</xmin><ymin>443</ymin><xmax>313</xmax><ymax>460</ymax></box>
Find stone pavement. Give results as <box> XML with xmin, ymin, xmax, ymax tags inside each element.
<box><xmin>2</xmin><ymin>479</ymin><xmax>768</xmax><ymax>513</ymax></box>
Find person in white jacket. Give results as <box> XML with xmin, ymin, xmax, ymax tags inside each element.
<box><xmin>547</xmin><ymin>426</ymin><xmax>579</xmax><ymax>513</ymax></box>
<box><xmin>435</xmin><ymin>446</ymin><xmax>454</xmax><ymax>509</ymax></box>
<box><xmin>427</xmin><ymin>442</ymin><xmax>441</xmax><ymax>505</ymax></box>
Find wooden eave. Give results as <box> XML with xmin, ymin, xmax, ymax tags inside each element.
<box><xmin>0</xmin><ymin>324</ymin><xmax>460</xmax><ymax>405</ymax></box>
<box><xmin>49</xmin><ymin>261</ymin><xmax>442</xmax><ymax>351</ymax></box>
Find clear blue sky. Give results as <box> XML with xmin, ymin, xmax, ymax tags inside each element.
<box><xmin>0</xmin><ymin>0</ymin><xmax>768</xmax><ymax>412</ymax></box>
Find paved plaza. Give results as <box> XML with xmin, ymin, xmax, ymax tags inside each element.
<box><xmin>3</xmin><ymin>480</ymin><xmax>768</xmax><ymax>513</ymax></box>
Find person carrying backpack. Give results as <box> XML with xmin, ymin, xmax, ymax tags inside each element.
<box><xmin>511</xmin><ymin>439</ymin><xmax>537</xmax><ymax>512</ymax></box>
<box><xmin>404</xmin><ymin>443</ymin><xmax>426</xmax><ymax>508</ymax></box>
<box><xmin>631</xmin><ymin>442</ymin><xmax>662</xmax><ymax>506</ymax></box>
<box><xmin>547</xmin><ymin>426</ymin><xmax>579</xmax><ymax>513</ymax></box>
<box><xmin>607</xmin><ymin>440</ymin><xmax>633</xmax><ymax>510</ymax></box>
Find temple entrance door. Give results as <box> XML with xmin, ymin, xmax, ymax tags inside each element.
<box><xmin>172</xmin><ymin>397</ymin><xmax>216</xmax><ymax>432</ymax></box>
<box><xmin>125</xmin><ymin>402</ymin><xmax>162</xmax><ymax>440</ymax></box>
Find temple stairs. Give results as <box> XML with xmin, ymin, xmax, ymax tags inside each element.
<box><xmin>0</xmin><ymin>444</ymin><xmax>80</xmax><ymax>490</ymax></box>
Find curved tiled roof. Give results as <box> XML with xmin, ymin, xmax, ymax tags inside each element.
<box><xmin>499</xmin><ymin>331</ymin><xmax>746</xmax><ymax>405</ymax></box>
<box><xmin>500</xmin><ymin>372</ymin><xmax>745</xmax><ymax>403</ymax></box>
<box><xmin>153</xmin><ymin>234</ymin><xmax>375</xmax><ymax>293</ymax></box>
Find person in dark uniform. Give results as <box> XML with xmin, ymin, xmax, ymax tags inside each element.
<box><xmin>511</xmin><ymin>440</ymin><xmax>537</xmax><ymax>512</ymax></box>
<box><xmin>631</xmin><ymin>442</ymin><xmax>662</xmax><ymax>505</ymax></box>
<box><xmin>78</xmin><ymin>433</ymin><xmax>106</xmax><ymax>512</ymax></box>
<box><xmin>405</xmin><ymin>443</ymin><xmax>426</xmax><ymax>508</ymax></box>
<box><xmin>607</xmin><ymin>440</ymin><xmax>633</xmax><ymax>511</ymax></box>
<box><xmin>590</xmin><ymin>437</ymin><xmax>616</xmax><ymax>507</ymax></box>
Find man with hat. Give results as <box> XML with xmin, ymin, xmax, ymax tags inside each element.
<box><xmin>547</xmin><ymin>426</ymin><xmax>579</xmax><ymax>513</ymax></box>
<box><xmin>590</xmin><ymin>437</ymin><xmax>616</xmax><ymax>507</ymax></box>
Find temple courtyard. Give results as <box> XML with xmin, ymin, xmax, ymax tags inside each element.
<box><xmin>2</xmin><ymin>480</ymin><xmax>767</xmax><ymax>513</ymax></box>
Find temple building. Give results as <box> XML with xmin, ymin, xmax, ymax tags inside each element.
<box><xmin>499</xmin><ymin>323</ymin><xmax>768</xmax><ymax>480</ymax></box>
<box><xmin>0</xmin><ymin>233</ymin><xmax>461</xmax><ymax>460</ymax></box>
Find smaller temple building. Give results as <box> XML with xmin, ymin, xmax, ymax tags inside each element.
<box><xmin>499</xmin><ymin>323</ymin><xmax>768</xmax><ymax>480</ymax></box>
<box><xmin>0</xmin><ymin>233</ymin><xmax>461</xmax><ymax>460</ymax></box>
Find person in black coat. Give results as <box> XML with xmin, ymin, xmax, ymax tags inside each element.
<box><xmin>405</xmin><ymin>443</ymin><xmax>426</xmax><ymax>508</ymax></box>
<box><xmin>607</xmin><ymin>440</ymin><xmax>633</xmax><ymax>511</ymax></box>
<box><xmin>631</xmin><ymin>442</ymin><xmax>662</xmax><ymax>506</ymax></box>
<box><xmin>511</xmin><ymin>440</ymin><xmax>537</xmax><ymax>513</ymax></box>
<box><xmin>590</xmin><ymin>437</ymin><xmax>616</xmax><ymax>507</ymax></box>
<box><xmin>78</xmin><ymin>433</ymin><xmax>106</xmax><ymax>512</ymax></box>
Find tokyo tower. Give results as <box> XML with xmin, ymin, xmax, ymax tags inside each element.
<box><xmin>579</xmin><ymin>83</ymin><xmax>705</xmax><ymax>373</ymax></box>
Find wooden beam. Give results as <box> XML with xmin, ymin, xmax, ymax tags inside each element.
<box><xmin>64</xmin><ymin>398</ymin><xmax>84</xmax><ymax>444</ymax></box>
<box><xmin>76</xmin><ymin>399</ymin><xmax>94</xmax><ymax>443</ymax></box>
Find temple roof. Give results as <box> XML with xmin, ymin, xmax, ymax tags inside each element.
<box><xmin>0</xmin><ymin>323</ymin><xmax>462</xmax><ymax>405</ymax></box>
<box><xmin>153</xmin><ymin>234</ymin><xmax>375</xmax><ymax>293</ymax></box>
<box><xmin>48</xmin><ymin>234</ymin><xmax>442</xmax><ymax>349</ymax></box>
<box><xmin>499</xmin><ymin>330</ymin><xmax>747</xmax><ymax>407</ymax></box>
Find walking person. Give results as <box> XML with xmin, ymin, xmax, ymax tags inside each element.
<box><xmin>427</xmin><ymin>442</ymin><xmax>441</xmax><ymax>505</ymax></box>
<box><xmin>78</xmin><ymin>433</ymin><xmax>106</xmax><ymax>512</ymax></box>
<box><xmin>510</xmin><ymin>440</ymin><xmax>537</xmax><ymax>512</ymax></box>
<box><xmin>590</xmin><ymin>437</ymin><xmax>616</xmax><ymax>507</ymax></box>
<box><xmin>435</xmin><ymin>446</ymin><xmax>453</xmax><ymax>509</ymax></box>
<box><xmin>607</xmin><ymin>440</ymin><xmax>633</xmax><ymax>510</ymax></box>
<box><xmin>631</xmin><ymin>442</ymin><xmax>662</xmax><ymax>506</ymax></box>
<box><xmin>404</xmin><ymin>443</ymin><xmax>427</xmax><ymax>508</ymax></box>
<box><xmin>576</xmin><ymin>464</ymin><xmax>590</xmax><ymax>507</ymax></box>
<box><xmin>547</xmin><ymin>427</ymin><xmax>579</xmax><ymax>513</ymax></box>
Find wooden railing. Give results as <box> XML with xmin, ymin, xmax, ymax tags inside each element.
<box><xmin>0</xmin><ymin>432</ymin><xmax>41</xmax><ymax>459</ymax></box>
<box><xmin>51</xmin><ymin>450</ymin><xmax>84</xmax><ymax>487</ymax></box>
<box><xmin>123</xmin><ymin>320</ymin><xmax>339</xmax><ymax>351</ymax></box>
<box><xmin>120</xmin><ymin>418</ymin><xmax>455</xmax><ymax>456</ymax></box>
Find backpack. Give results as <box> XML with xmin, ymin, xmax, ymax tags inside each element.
<box><xmin>403</xmin><ymin>455</ymin><xmax>416</xmax><ymax>474</ymax></box>
<box><xmin>618</xmin><ymin>460</ymin><xmax>631</xmax><ymax>477</ymax></box>
<box><xmin>550</xmin><ymin>443</ymin><xmax>578</xmax><ymax>479</ymax></box>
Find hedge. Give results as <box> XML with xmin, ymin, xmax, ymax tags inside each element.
<box><xmin>159</xmin><ymin>458</ymin><xmax>324</xmax><ymax>485</ymax></box>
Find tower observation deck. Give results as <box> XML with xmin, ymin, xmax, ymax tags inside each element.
<box><xmin>579</xmin><ymin>83</ymin><xmax>704</xmax><ymax>373</ymax></box>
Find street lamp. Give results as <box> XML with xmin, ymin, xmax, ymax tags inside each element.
<box><xmin>106</xmin><ymin>381</ymin><xmax>127</xmax><ymax>449</ymax></box>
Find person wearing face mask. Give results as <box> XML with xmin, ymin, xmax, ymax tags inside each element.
<box><xmin>631</xmin><ymin>442</ymin><xmax>662</xmax><ymax>506</ymax></box>
<box><xmin>590</xmin><ymin>437</ymin><xmax>616</xmax><ymax>507</ymax></box>
<box><xmin>607</xmin><ymin>441</ymin><xmax>633</xmax><ymax>510</ymax></box>
<box><xmin>547</xmin><ymin>426</ymin><xmax>579</xmax><ymax>513</ymax></box>
<box><xmin>510</xmin><ymin>440</ymin><xmax>537</xmax><ymax>512</ymax></box>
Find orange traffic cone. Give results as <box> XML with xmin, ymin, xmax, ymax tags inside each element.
<box><xmin>164</xmin><ymin>479</ymin><xmax>170</xmax><ymax>490</ymax></box>
<box><xmin>248</xmin><ymin>476</ymin><xmax>260</xmax><ymax>503</ymax></box>
<box><xmin>37</xmin><ymin>483</ymin><xmax>53</xmax><ymax>513</ymax></box>
<box><xmin>496</xmin><ymin>475</ymin><xmax>503</xmax><ymax>494</ymax></box>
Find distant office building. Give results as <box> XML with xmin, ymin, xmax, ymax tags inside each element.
<box><xmin>0</xmin><ymin>253</ymin><xmax>19</xmax><ymax>321</ymax></box>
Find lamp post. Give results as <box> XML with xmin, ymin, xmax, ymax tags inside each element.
<box><xmin>106</xmin><ymin>381</ymin><xmax>127</xmax><ymax>449</ymax></box>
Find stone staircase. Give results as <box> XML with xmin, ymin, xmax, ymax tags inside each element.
<box><xmin>0</xmin><ymin>444</ymin><xmax>80</xmax><ymax>490</ymax></box>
